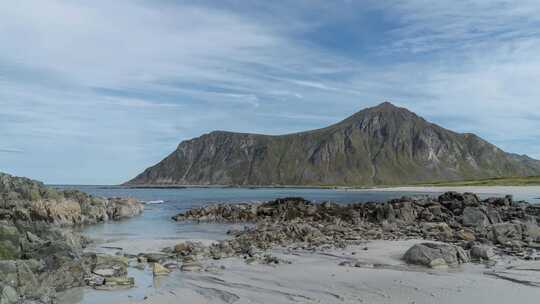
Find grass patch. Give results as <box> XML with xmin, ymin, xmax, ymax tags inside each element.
<box><xmin>416</xmin><ymin>176</ymin><xmax>540</xmax><ymax>187</ymax></box>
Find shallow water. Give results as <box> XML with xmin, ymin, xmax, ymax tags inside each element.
<box><xmin>57</xmin><ymin>186</ymin><xmax>438</xmax><ymax>244</ymax></box>
<box><xmin>51</xmin><ymin>186</ymin><xmax>537</xmax><ymax>304</ymax></box>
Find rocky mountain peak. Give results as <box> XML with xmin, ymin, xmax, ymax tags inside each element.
<box><xmin>126</xmin><ymin>103</ymin><xmax>540</xmax><ymax>186</ymax></box>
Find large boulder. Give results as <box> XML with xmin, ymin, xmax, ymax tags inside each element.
<box><xmin>403</xmin><ymin>243</ymin><xmax>470</xmax><ymax>268</ymax></box>
<box><xmin>421</xmin><ymin>222</ymin><xmax>454</xmax><ymax>241</ymax></box>
<box><xmin>106</xmin><ymin>198</ymin><xmax>144</xmax><ymax>220</ymax></box>
<box><xmin>470</xmin><ymin>245</ymin><xmax>495</xmax><ymax>261</ymax></box>
<box><xmin>29</xmin><ymin>200</ymin><xmax>82</xmax><ymax>226</ymax></box>
<box><xmin>462</xmin><ymin>207</ymin><xmax>489</xmax><ymax>228</ymax></box>
<box><xmin>489</xmin><ymin>223</ymin><xmax>523</xmax><ymax>245</ymax></box>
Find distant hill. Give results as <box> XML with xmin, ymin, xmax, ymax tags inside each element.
<box><xmin>126</xmin><ymin>102</ymin><xmax>540</xmax><ymax>186</ymax></box>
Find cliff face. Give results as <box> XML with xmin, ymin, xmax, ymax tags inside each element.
<box><xmin>126</xmin><ymin>102</ymin><xmax>540</xmax><ymax>186</ymax></box>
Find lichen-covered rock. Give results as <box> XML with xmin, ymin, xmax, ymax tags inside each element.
<box><xmin>0</xmin><ymin>172</ymin><xmax>144</xmax><ymax>303</ymax></box>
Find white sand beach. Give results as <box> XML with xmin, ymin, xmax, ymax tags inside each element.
<box><xmin>82</xmin><ymin>239</ymin><xmax>540</xmax><ymax>304</ymax></box>
<box><xmin>356</xmin><ymin>186</ymin><xmax>540</xmax><ymax>203</ymax></box>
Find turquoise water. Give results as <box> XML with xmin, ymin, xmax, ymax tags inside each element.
<box><xmin>54</xmin><ymin>186</ymin><xmax>540</xmax><ymax>243</ymax></box>
<box><xmin>56</xmin><ymin>186</ymin><xmax>436</xmax><ymax>243</ymax></box>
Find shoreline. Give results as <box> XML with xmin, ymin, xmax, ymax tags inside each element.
<box><xmin>53</xmin><ymin>183</ymin><xmax>540</xmax><ymax>191</ymax></box>
<box><xmin>79</xmin><ymin>239</ymin><xmax>540</xmax><ymax>304</ymax></box>
<box><xmin>352</xmin><ymin>186</ymin><xmax>540</xmax><ymax>203</ymax></box>
<box><xmin>73</xmin><ymin>189</ymin><xmax>540</xmax><ymax>304</ymax></box>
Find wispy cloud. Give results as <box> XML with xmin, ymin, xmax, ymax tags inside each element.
<box><xmin>0</xmin><ymin>148</ymin><xmax>23</xmax><ymax>154</ymax></box>
<box><xmin>0</xmin><ymin>0</ymin><xmax>539</xmax><ymax>183</ymax></box>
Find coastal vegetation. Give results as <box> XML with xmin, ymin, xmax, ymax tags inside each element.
<box><xmin>417</xmin><ymin>176</ymin><xmax>540</xmax><ymax>187</ymax></box>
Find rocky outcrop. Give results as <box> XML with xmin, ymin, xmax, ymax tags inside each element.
<box><xmin>0</xmin><ymin>172</ymin><xmax>144</xmax><ymax>303</ymax></box>
<box><xmin>172</xmin><ymin>192</ymin><xmax>540</xmax><ymax>265</ymax></box>
<box><xmin>126</xmin><ymin>102</ymin><xmax>540</xmax><ymax>186</ymax></box>
<box><xmin>1</xmin><ymin>173</ymin><xmax>143</xmax><ymax>227</ymax></box>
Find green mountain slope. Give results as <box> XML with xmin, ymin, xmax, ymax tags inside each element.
<box><xmin>126</xmin><ymin>102</ymin><xmax>540</xmax><ymax>186</ymax></box>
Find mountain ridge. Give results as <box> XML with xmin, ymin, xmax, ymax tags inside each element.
<box><xmin>126</xmin><ymin>102</ymin><xmax>540</xmax><ymax>186</ymax></box>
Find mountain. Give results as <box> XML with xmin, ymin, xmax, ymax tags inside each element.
<box><xmin>126</xmin><ymin>102</ymin><xmax>540</xmax><ymax>186</ymax></box>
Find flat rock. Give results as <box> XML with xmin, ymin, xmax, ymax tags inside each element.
<box><xmin>153</xmin><ymin>263</ymin><xmax>170</xmax><ymax>276</ymax></box>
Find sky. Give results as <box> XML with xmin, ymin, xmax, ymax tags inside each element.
<box><xmin>1</xmin><ymin>0</ymin><xmax>540</xmax><ymax>184</ymax></box>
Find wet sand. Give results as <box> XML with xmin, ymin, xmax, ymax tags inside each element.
<box><xmin>80</xmin><ymin>239</ymin><xmax>540</xmax><ymax>304</ymax></box>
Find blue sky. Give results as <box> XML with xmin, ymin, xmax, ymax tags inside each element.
<box><xmin>1</xmin><ymin>0</ymin><xmax>540</xmax><ymax>184</ymax></box>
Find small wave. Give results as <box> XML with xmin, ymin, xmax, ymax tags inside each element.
<box><xmin>143</xmin><ymin>200</ymin><xmax>165</xmax><ymax>205</ymax></box>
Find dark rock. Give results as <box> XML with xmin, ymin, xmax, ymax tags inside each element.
<box><xmin>172</xmin><ymin>192</ymin><xmax>540</xmax><ymax>263</ymax></box>
<box><xmin>462</xmin><ymin>207</ymin><xmax>489</xmax><ymax>228</ymax></box>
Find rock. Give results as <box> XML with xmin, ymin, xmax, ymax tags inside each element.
<box><xmin>163</xmin><ymin>262</ymin><xmax>178</xmax><ymax>270</ymax></box>
<box><xmin>204</xmin><ymin>265</ymin><xmax>223</xmax><ymax>273</ymax></box>
<box><xmin>152</xmin><ymin>263</ymin><xmax>170</xmax><ymax>276</ymax></box>
<box><xmin>84</xmin><ymin>274</ymin><xmax>105</xmax><ymax>287</ymax></box>
<box><xmin>106</xmin><ymin>198</ymin><xmax>145</xmax><ymax>220</ymax></box>
<box><xmin>0</xmin><ymin>225</ymin><xmax>22</xmax><ymax>259</ymax></box>
<box><xmin>0</xmin><ymin>285</ymin><xmax>18</xmax><ymax>304</ymax></box>
<box><xmin>173</xmin><ymin>241</ymin><xmax>206</xmax><ymax>256</ymax></box>
<box><xmin>180</xmin><ymin>263</ymin><xmax>203</xmax><ymax>272</ymax></box>
<box><xmin>15</xmin><ymin>261</ymin><xmax>41</xmax><ymax>297</ymax></box>
<box><xmin>429</xmin><ymin>258</ymin><xmax>449</xmax><ymax>269</ymax></box>
<box><xmin>143</xmin><ymin>253</ymin><xmax>170</xmax><ymax>263</ymax></box>
<box><xmin>462</xmin><ymin>207</ymin><xmax>489</xmax><ymax>228</ymax></box>
<box><xmin>489</xmin><ymin>223</ymin><xmax>523</xmax><ymax>245</ymax></box>
<box><xmin>456</xmin><ymin>229</ymin><xmax>476</xmax><ymax>241</ymax></box>
<box><xmin>95</xmin><ymin>277</ymin><xmax>135</xmax><ymax>290</ymax></box>
<box><xmin>92</xmin><ymin>255</ymin><xmax>128</xmax><ymax>278</ymax></box>
<box><xmin>174</xmin><ymin>243</ymin><xmax>192</xmax><ymax>255</ymax></box>
<box><xmin>439</xmin><ymin>192</ymin><xmax>479</xmax><ymax>207</ymax></box>
<box><xmin>470</xmin><ymin>245</ymin><xmax>495</xmax><ymax>261</ymax></box>
<box><xmin>421</xmin><ymin>222</ymin><xmax>453</xmax><ymax>241</ymax></box>
<box><xmin>403</xmin><ymin>243</ymin><xmax>470</xmax><ymax>268</ymax></box>
<box><xmin>353</xmin><ymin>261</ymin><xmax>374</xmax><ymax>268</ymax></box>
<box><xmin>25</xmin><ymin>231</ymin><xmax>43</xmax><ymax>244</ymax></box>
<box><xmin>0</xmin><ymin>172</ymin><xmax>145</xmax><ymax>303</ymax></box>
<box><xmin>169</xmin><ymin>192</ymin><xmax>540</xmax><ymax>266</ymax></box>
<box><xmin>136</xmin><ymin>256</ymin><xmax>147</xmax><ymax>263</ymax></box>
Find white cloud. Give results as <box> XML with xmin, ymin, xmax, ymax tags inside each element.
<box><xmin>1</xmin><ymin>0</ymin><xmax>539</xmax><ymax>183</ymax></box>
